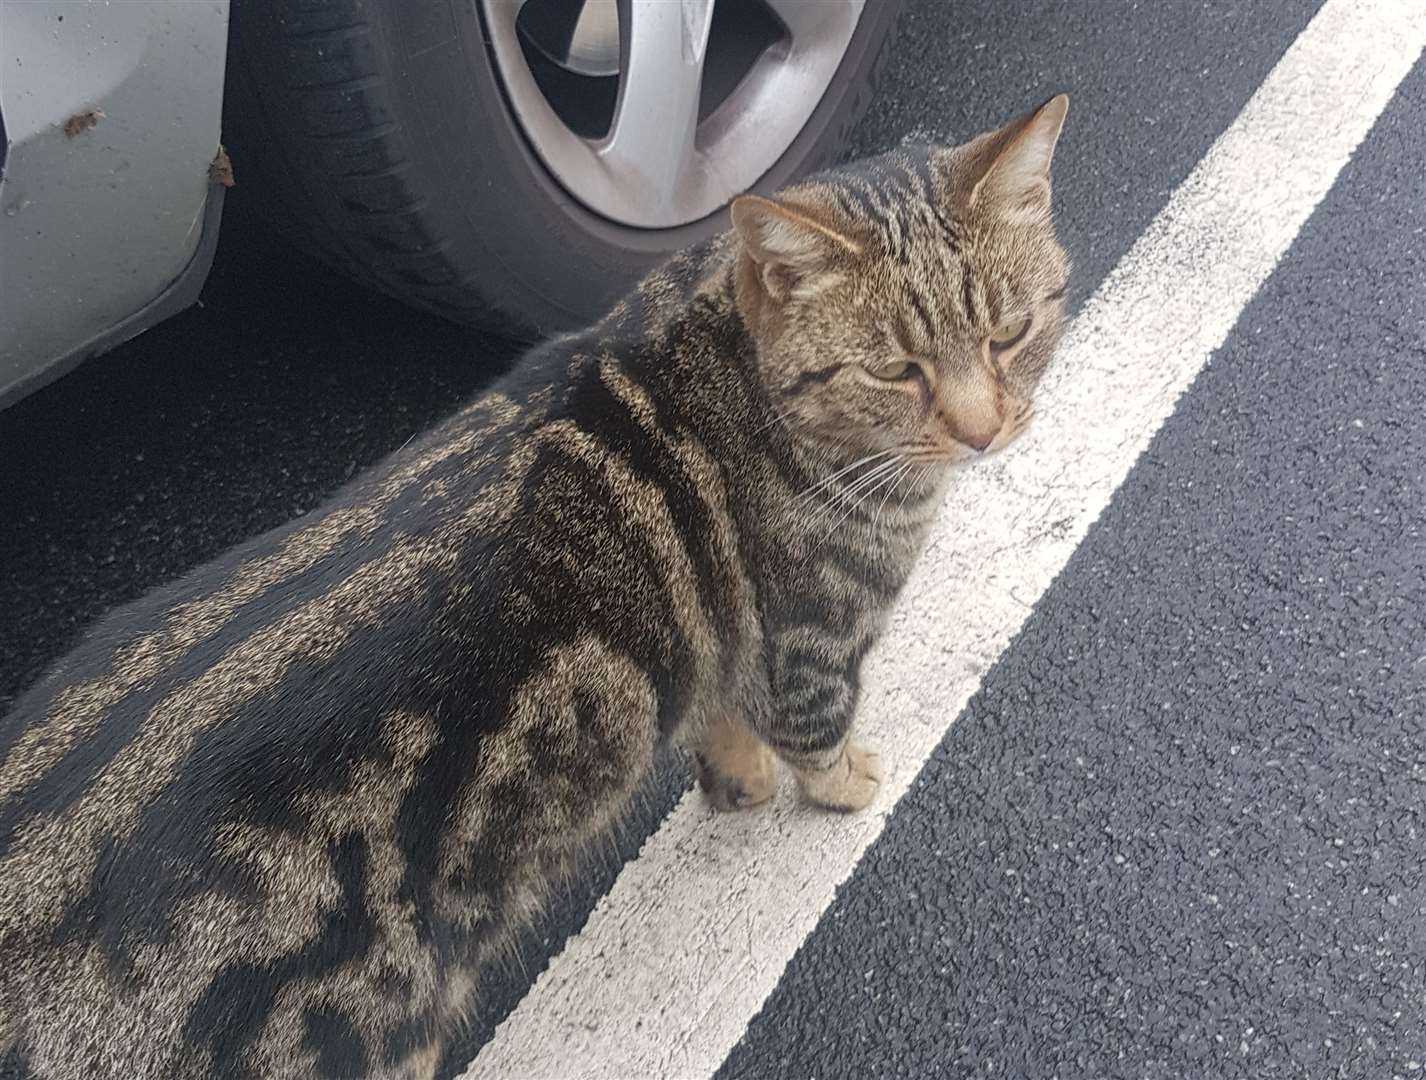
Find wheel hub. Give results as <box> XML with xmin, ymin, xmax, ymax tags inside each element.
<box><xmin>481</xmin><ymin>0</ymin><xmax>867</xmax><ymax>228</ymax></box>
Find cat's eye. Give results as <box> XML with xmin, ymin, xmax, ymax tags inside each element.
<box><xmin>873</xmin><ymin>359</ymin><xmax>920</xmax><ymax>382</ymax></box>
<box><xmin>988</xmin><ymin>316</ymin><xmax>1031</xmax><ymax>352</ymax></box>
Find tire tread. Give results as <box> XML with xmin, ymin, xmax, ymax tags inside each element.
<box><xmin>225</xmin><ymin>0</ymin><xmax>904</xmax><ymax>335</ymax></box>
<box><xmin>227</xmin><ymin>0</ymin><xmax>516</xmax><ymax>331</ymax></box>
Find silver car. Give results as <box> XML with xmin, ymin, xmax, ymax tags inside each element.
<box><xmin>0</xmin><ymin>0</ymin><xmax>902</xmax><ymax>409</ymax></box>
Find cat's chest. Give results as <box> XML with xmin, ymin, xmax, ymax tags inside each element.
<box><xmin>762</xmin><ymin>501</ymin><xmax>928</xmax><ymax>615</ymax></box>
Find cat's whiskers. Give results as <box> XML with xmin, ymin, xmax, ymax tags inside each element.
<box><xmin>809</xmin><ymin>455</ymin><xmax>905</xmax><ymax>523</ymax></box>
<box><xmin>797</xmin><ymin>448</ymin><xmax>901</xmax><ymax>504</ymax></box>
<box><xmin>804</xmin><ymin>458</ymin><xmax>909</xmax><ymax>563</ymax></box>
<box><xmin>901</xmin><ymin>464</ymin><xmax>936</xmax><ymax>519</ymax></box>
<box><xmin>872</xmin><ymin>463</ymin><xmax>916</xmax><ymax>530</ymax></box>
<box><xmin>916</xmin><ymin>464</ymin><xmax>935</xmax><ymax>495</ymax></box>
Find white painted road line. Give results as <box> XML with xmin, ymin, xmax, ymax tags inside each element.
<box><xmin>462</xmin><ymin>1</ymin><xmax>1426</xmax><ymax>1076</ymax></box>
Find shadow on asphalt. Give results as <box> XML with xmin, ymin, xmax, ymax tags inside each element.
<box><xmin>0</xmin><ymin>193</ymin><xmax>519</xmax><ymax>709</ymax></box>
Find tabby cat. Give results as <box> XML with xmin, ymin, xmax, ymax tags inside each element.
<box><xmin>0</xmin><ymin>95</ymin><xmax>1071</xmax><ymax>1079</ymax></box>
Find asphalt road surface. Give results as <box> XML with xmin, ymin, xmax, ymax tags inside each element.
<box><xmin>2</xmin><ymin>1</ymin><xmax>1424</xmax><ymax>1078</ymax></box>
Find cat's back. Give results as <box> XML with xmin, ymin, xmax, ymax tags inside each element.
<box><xmin>0</xmin><ymin>378</ymin><xmax>527</xmax><ymax>846</ymax></box>
<box><xmin>0</xmin><ymin>385</ymin><xmax>533</xmax><ymax>1078</ymax></box>
<box><xmin>0</xmin><ymin>315</ymin><xmax>767</xmax><ymax>1077</ymax></box>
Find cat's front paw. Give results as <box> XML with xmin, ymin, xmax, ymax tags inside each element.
<box><xmin>694</xmin><ymin>745</ymin><xmax>778</xmax><ymax>812</ymax></box>
<box><xmin>691</xmin><ymin>712</ymin><xmax>780</xmax><ymax>812</ymax></box>
<box><xmin>796</xmin><ymin>743</ymin><xmax>882</xmax><ymax>813</ymax></box>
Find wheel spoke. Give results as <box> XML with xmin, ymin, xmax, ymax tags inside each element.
<box><xmin>763</xmin><ymin>0</ymin><xmax>847</xmax><ymax>43</ymax></box>
<box><xmin>482</xmin><ymin>0</ymin><xmax>525</xmax><ymax>36</ymax></box>
<box><xmin>599</xmin><ymin>0</ymin><xmax>715</xmax><ymax>216</ymax></box>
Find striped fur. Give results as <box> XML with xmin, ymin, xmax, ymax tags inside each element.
<box><xmin>0</xmin><ymin>97</ymin><xmax>1071</xmax><ymax>1079</ymax></box>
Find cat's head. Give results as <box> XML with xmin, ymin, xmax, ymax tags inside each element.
<box><xmin>733</xmin><ymin>95</ymin><xmax>1071</xmax><ymax>467</ymax></box>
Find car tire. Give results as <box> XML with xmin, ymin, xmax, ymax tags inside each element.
<box><xmin>225</xmin><ymin>0</ymin><xmax>903</xmax><ymax>337</ymax></box>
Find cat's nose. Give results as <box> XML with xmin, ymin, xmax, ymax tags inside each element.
<box><xmin>959</xmin><ymin>427</ymin><xmax>998</xmax><ymax>453</ymax></box>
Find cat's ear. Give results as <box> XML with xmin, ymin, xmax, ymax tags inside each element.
<box><xmin>731</xmin><ymin>194</ymin><xmax>861</xmax><ymax>303</ymax></box>
<box><xmin>968</xmin><ymin>94</ymin><xmax>1069</xmax><ymax>222</ymax></box>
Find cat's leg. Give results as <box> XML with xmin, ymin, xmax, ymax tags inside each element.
<box><xmin>690</xmin><ymin>710</ymin><xmax>780</xmax><ymax>812</ymax></box>
<box><xmin>762</xmin><ymin>637</ymin><xmax>882</xmax><ymax>813</ymax></box>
